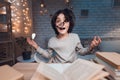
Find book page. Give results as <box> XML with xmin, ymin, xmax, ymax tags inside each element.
<box><xmin>37</xmin><ymin>62</ymin><xmax>65</xmax><ymax>80</ymax></box>
<box><xmin>64</xmin><ymin>59</ymin><xmax>104</xmax><ymax>80</ymax></box>
<box><xmin>31</xmin><ymin>71</ymin><xmax>49</xmax><ymax>80</ymax></box>
<box><xmin>47</xmin><ymin>63</ymin><xmax>71</xmax><ymax>74</ymax></box>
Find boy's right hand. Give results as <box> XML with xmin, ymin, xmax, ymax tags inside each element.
<box><xmin>27</xmin><ymin>37</ymin><xmax>39</xmax><ymax>49</ymax></box>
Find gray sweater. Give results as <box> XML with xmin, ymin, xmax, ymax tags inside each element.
<box><xmin>37</xmin><ymin>33</ymin><xmax>90</xmax><ymax>63</ymax></box>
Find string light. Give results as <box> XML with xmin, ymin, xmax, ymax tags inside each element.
<box><xmin>40</xmin><ymin>3</ymin><xmax>44</xmax><ymax>8</ymax></box>
<box><xmin>65</xmin><ymin>0</ymin><xmax>73</xmax><ymax>9</ymax></box>
<box><xmin>5</xmin><ymin>0</ymin><xmax>32</xmax><ymax>36</ymax></box>
<box><xmin>65</xmin><ymin>0</ymin><xmax>69</xmax><ymax>3</ymax></box>
<box><xmin>40</xmin><ymin>0</ymin><xmax>48</xmax><ymax>15</ymax></box>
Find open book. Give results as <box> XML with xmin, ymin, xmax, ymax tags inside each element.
<box><xmin>31</xmin><ymin>59</ymin><xmax>109</xmax><ymax>80</ymax></box>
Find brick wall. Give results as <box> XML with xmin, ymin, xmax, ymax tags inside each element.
<box><xmin>32</xmin><ymin>0</ymin><xmax>120</xmax><ymax>48</ymax></box>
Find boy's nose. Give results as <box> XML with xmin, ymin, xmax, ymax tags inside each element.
<box><xmin>58</xmin><ymin>22</ymin><xmax>65</xmax><ymax>27</ymax></box>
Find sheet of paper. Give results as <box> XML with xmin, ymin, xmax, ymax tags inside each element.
<box><xmin>37</xmin><ymin>62</ymin><xmax>65</xmax><ymax>80</ymax></box>
<box><xmin>64</xmin><ymin>59</ymin><xmax>104</xmax><ymax>80</ymax></box>
<box><xmin>46</xmin><ymin>63</ymin><xmax>71</xmax><ymax>74</ymax></box>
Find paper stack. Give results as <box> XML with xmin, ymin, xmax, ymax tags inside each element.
<box><xmin>95</xmin><ymin>52</ymin><xmax>120</xmax><ymax>80</ymax></box>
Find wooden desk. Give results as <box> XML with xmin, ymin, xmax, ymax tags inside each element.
<box><xmin>13</xmin><ymin>63</ymin><xmax>38</xmax><ymax>80</ymax></box>
<box><xmin>12</xmin><ymin>63</ymin><xmax>48</xmax><ymax>80</ymax></box>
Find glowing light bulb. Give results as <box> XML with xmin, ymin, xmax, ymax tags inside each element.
<box><xmin>12</xmin><ymin>30</ymin><xmax>16</xmax><ymax>33</ymax></box>
<box><xmin>32</xmin><ymin>33</ymin><xmax>36</xmax><ymax>39</ymax></box>
<box><xmin>40</xmin><ymin>4</ymin><xmax>44</xmax><ymax>8</ymax></box>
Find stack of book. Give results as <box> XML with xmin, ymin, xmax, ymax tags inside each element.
<box><xmin>95</xmin><ymin>52</ymin><xmax>120</xmax><ymax>80</ymax></box>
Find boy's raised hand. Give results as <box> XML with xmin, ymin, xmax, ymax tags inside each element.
<box><xmin>27</xmin><ymin>37</ymin><xmax>38</xmax><ymax>49</ymax></box>
<box><xmin>90</xmin><ymin>36</ymin><xmax>101</xmax><ymax>51</ymax></box>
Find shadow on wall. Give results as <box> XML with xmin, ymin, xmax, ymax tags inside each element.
<box><xmin>99</xmin><ymin>40</ymin><xmax>120</xmax><ymax>53</ymax></box>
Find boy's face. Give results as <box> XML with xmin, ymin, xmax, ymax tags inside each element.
<box><xmin>55</xmin><ymin>13</ymin><xmax>70</xmax><ymax>35</ymax></box>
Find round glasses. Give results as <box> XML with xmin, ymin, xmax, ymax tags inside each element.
<box><xmin>56</xmin><ymin>20</ymin><xmax>69</xmax><ymax>27</ymax></box>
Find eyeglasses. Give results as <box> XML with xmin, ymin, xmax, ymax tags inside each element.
<box><xmin>56</xmin><ymin>20</ymin><xmax>69</xmax><ymax>27</ymax></box>
<box><xmin>57</xmin><ymin>22</ymin><xmax>66</xmax><ymax>27</ymax></box>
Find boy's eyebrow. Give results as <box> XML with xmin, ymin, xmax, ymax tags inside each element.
<box><xmin>56</xmin><ymin>17</ymin><xmax>60</xmax><ymax>20</ymax></box>
<box><xmin>56</xmin><ymin>16</ymin><xmax>66</xmax><ymax>22</ymax></box>
<box><xmin>56</xmin><ymin>18</ymin><xmax>62</xmax><ymax>21</ymax></box>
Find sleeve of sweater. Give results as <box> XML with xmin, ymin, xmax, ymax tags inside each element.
<box><xmin>36</xmin><ymin>38</ymin><xmax>53</xmax><ymax>58</ymax></box>
<box><xmin>75</xmin><ymin>34</ymin><xmax>90</xmax><ymax>55</ymax></box>
<box><xmin>36</xmin><ymin>47</ymin><xmax>53</xmax><ymax>58</ymax></box>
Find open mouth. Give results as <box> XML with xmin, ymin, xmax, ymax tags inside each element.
<box><xmin>57</xmin><ymin>27</ymin><xmax>65</xmax><ymax>30</ymax></box>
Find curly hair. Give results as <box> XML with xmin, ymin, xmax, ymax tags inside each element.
<box><xmin>51</xmin><ymin>8</ymin><xmax>75</xmax><ymax>35</ymax></box>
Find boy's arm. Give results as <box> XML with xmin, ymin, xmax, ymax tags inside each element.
<box><xmin>75</xmin><ymin>42</ymin><xmax>90</xmax><ymax>55</ymax></box>
<box><xmin>37</xmin><ymin>47</ymin><xmax>53</xmax><ymax>58</ymax></box>
<box><xmin>75</xmin><ymin>34</ymin><xmax>90</xmax><ymax>55</ymax></box>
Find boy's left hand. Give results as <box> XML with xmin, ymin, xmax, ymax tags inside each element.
<box><xmin>90</xmin><ymin>36</ymin><xmax>101</xmax><ymax>51</ymax></box>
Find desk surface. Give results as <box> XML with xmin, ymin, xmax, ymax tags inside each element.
<box><xmin>17</xmin><ymin>54</ymin><xmax>35</xmax><ymax>63</ymax></box>
<box><xmin>13</xmin><ymin>63</ymin><xmax>38</xmax><ymax>80</ymax></box>
<box><xmin>12</xmin><ymin>63</ymin><xmax>48</xmax><ymax>80</ymax></box>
